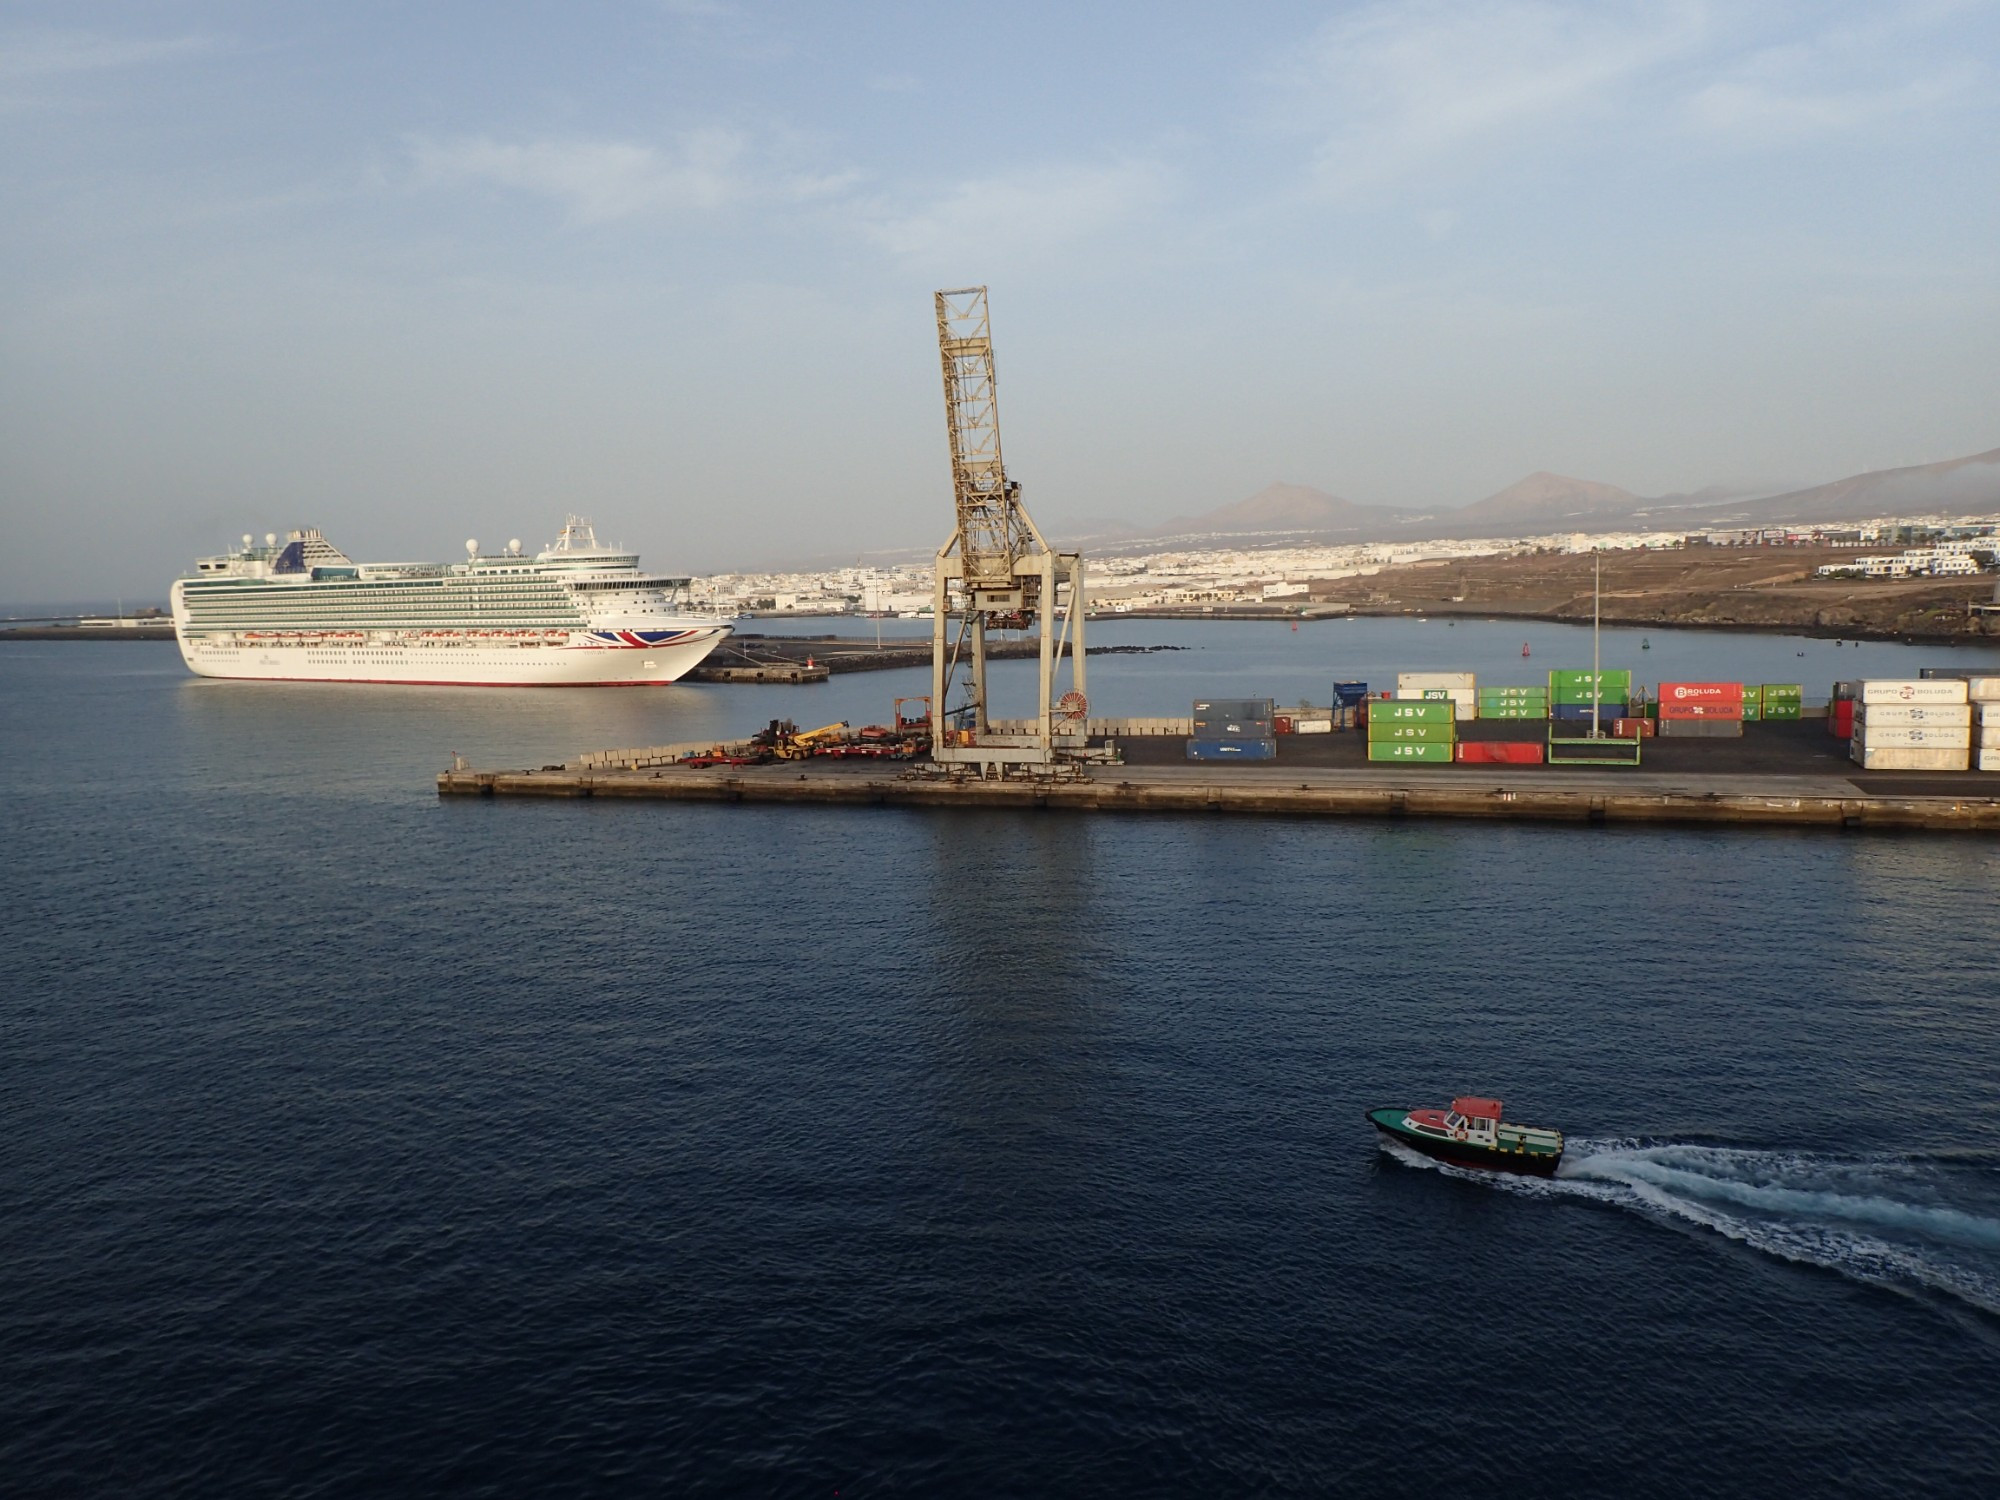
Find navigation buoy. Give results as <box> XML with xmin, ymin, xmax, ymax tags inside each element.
<box><xmin>1521</xmin><ymin>642</ymin><xmax>1531</xmax><ymax>657</ymax></box>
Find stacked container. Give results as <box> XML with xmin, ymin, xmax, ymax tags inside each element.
<box><xmin>1549</xmin><ymin>669</ymin><xmax>1629</xmax><ymax>728</ymax></box>
<box><xmin>1761</xmin><ymin>684</ymin><xmax>1803</xmax><ymax>721</ymax></box>
<box><xmin>1188</xmin><ymin>698</ymin><xmax>1278</xmax><ymax>762</ymax></box>
<box><xmin>1478</xmin><ymin>684</ymin><xmax>1549</xmax><ymax>720</ymax></box>
<box><xmin>1655</xmin><ymin>681</ymin><xmax>1745</xmax><ymax>738</ymax></box>
<box><xmin>1829</xmin><ymin>681</ymin><xmax>1856</xmax><ymax>738</ymax></box>
<box><xmin>1367</xmin><ymin>698</ymin><xmax>1455</xmax><ymax>763</ymax></box>
<box><xmin>1396</xmin><ymin>672</ymin><xmax>1477</xmax><ymax>721</ymax></box>
<box><xmin>1974</xmin><ymin>677</ymin><xmax>2000</xmax><ymax>772</ymax></box>
<box><xmin>1850</xmin><ymin>680</ymin><xmax>1971</xmax><ymax>771</ymax></box>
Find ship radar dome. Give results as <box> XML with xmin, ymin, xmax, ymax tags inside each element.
<box><xmin>466</xmin><ymin>538</ymin><xmax>479</xmax><ymax>557</ymax></box>
<box><xmin>508</xmin><ymin>539</ymin><xmax>522</xmax><ymax>555</ymax></box>
<box><xmin>242</xmin><ymin>534</ymin><xmax>253</xmax><ymax>548</ymax></box>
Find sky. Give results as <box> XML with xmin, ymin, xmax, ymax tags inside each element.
<box><xmin>2</xmin><ymin>0</ymin><xmax>1998</xmax><ymax>600</ymax></box>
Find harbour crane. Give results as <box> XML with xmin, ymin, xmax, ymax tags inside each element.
<box><xmin>927</xmin><ymin>286</ymin><xmax>1091</xmax><ymax>776</ymax></box>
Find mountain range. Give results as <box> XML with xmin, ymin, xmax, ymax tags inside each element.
<box><xmin>1047</xmin><ymin>446</ymin><xmax>2000</xmax><ymax>551</ymax></box>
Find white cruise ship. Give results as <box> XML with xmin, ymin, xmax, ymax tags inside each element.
<box><xmin>171</xmin><ymin>517</ymin><xmax>732</xmax><ymax>685</ymax></box>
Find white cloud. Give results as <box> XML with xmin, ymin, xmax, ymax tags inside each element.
<box><xmin>409</xmin><ymin>131</ymin><xmax>751</xmax><ymax>223</ymax></box>
<box><xmin>863</xmin><ymin>161</ymin><xmax>1174</xmax><ymax>264</ymax></box>
<box><xmin>1291</xmin><ymin>0</ymin><xmax>1708</xmax><ymax>192</ymax></box>
<box><xmin>0</xmin><ymin>28</ymin><xmax>215</xmax><ymax>79</ymax></box>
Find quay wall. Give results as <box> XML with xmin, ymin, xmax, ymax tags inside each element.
<box><xmin>440</xmin><ymin>766</ymin><xmax>2000</xmax><ymax>834</ymax></box>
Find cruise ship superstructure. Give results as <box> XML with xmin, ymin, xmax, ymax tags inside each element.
<box><xmin>171</xmin><ymin>518</ymin><xmax>732</xmax><ymax>685</ymax></box>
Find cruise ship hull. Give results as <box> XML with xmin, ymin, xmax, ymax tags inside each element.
<box><xmin>174</xmin><ymin>626</ymin><xmax>731</xmax><ymax>686</ymax></box>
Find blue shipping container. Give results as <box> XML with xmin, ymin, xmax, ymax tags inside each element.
<box><xmin>1187</xmin><ymin>737</ymin><xmax>1278</xmax><ymax>762</ymax></box>
<box><xmin>1550</xmin><ymin>702</ymin><xmax>1627</xmax><ymax>722</ymax></box>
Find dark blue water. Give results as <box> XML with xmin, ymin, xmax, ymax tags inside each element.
<box><xmin>5</xmin><ymin>640</ymin><xmax>2000</xmax><ymax>1496</ymax></box>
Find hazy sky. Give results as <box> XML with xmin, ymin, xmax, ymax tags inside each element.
<box><xmin>3</xmin><ymin>1</ymin><xmax>1998</xmax><ymax>599</ymax></box>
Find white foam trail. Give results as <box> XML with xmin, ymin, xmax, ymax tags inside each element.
<box><xmin>1379</xmin><ymin>1135</ymin><xmax>2000</xmax><ymax>1313</ymax></box>
<box><xmin>1565</xmin><ymin>1149</ymin><xmax>2000</xmax><ymax>1250</ymax></box>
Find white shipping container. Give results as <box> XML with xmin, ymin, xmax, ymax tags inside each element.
<box><xmin>1859</xmin><ymin>678</ymin><xmax>1969</xmax><ymax>704</ymax></box>
<box><xmin>1979</xmin><ymin>748</ymin><xmax>2000</xmax><ymax>771</ymax></box>
<box><xmin>1293</xmin><ymin>718</ymin><xmax>1333</xmax><ymax>734</ymax></box>
<box><xmin>1979</xmin><ymin>723</ymin><xmax>2000</xmax><ymax>749</ymax></box>
<box><xmin>1850</xmin><ymin>742</ymin><xmax>1972</xmax><ymax>771</ymax></box>
<box><xmin>1852</xmin><ymin>703</ymin><xmax>1973</xmax><ymax>727</ymax></box>
<box><xmin>1978</xmin><ymin>702</ymin><xmax>1999</xmax><ymax>725</ymax></box>
<box><xmin>1853</xmin><ymin>724</ymin><xmax>1973</xmax><ymax>749</ymax></box>
<box><xmin>1968</xmin><ymin>677</ymin><xmax>2000</xmax><ymax>702</ymax></box>
<box><xmin>1397</xmin><ymin>671</ymin><xmax>1477</xmax><ymax>692</ymax></box>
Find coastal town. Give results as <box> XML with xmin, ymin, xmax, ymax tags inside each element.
<box><xmin>693</xmin><ymin>516</ymin><xmax>2000</xmax><ymax>622</ymax></box>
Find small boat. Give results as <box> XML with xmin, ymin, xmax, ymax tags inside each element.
<box><xmin>1367</xmin><ymin>1096</ymin><xmax>1564</xmax><ymax>1176</ymax></box>
<box><xmin>1641</xmin><ymin>637</ymin><xmax>1651</xmax><ymax>650</ymax></box>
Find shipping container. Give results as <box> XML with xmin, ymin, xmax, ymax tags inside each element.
<box><xmin>1397</xmin><ymin>671</ymin><xmax>1476</xmax><ymax>691</ymax></box>
<box><xmin>1831</xmin><ymin>680</ymin><xmax>1857</xmax><ymax>701</ymax></box>
<box><xmin>1658</xmin><ymin>681</ymin><xmax>1744</xmax><ymax>707</ymax></box>
<box><xmin>1455</xmin><ymin>741</ymin><xmax>1544</xmax><ymax>764</ymax></box>
<box><xmin>1739</xmin><ymin>703</ymin><xmax>1762</xmax><ymax>722</ymax></box>
<box><xmin>1657</xmin><ymin>700</ymin><xmax>1744</xmax><ymax>721</ymax></box>
<box><xmin>1480</xmin><ymin>685</ymin><xmax>1548</xmax><ymax>698</ymax></box>
<box><xmin>1657</xmin><ymin>718</ymin><xmax>1745</xmax><ymax>738</ymax></box>
<box><xmin>1860</xmin><ymin>679</ymin><xmax>1969</xmax><ymax>704</ymax></box>
<box><xmin>1367</xmin><ymin>741</ymin><xmax>1453</xmax><ymax>763</ymax></box>
<box><xmin>1367</xmin><ymin>721</ymin><xmax>1456</xmax><ymax>743</ymax></box>
<box><xmin>1612</xmin><ymin>718</ymin><xmax>1655</xmax><ymax>737</ymax></box>
<box><xmin>1478</xmin><ymin>704</ymin><xmax>1548</xmax><ymax>720</ymax></box>
<box><xmin>1186</xmin><ymin>737</ymin><xmax>1278</xmax><ymax>762</ymax></box>
<box><xmin>1979</xmin><ymin>748</ymin><xmax>2000</xmax><ymax>771</ymax></box>
<box><xmin>1969</xmin><ymin>677</ymin><xmax>2000</xmax><ymax>702</ymax></box>
<box><xmin>1550</xmin><ymin>703</ymin><xmax>1626</xmax><ymax>722</ymax></box>
<box><xmin>1828</xmin><ymin>701</ymin><xmax>1855</xmax><ymax>737</ymax></box>
<box><xmin>1762</xmin><ymin>703</ymin><xmax>1803</xmax><ymax>721</ymax></box>
<box><xmin>1761</xmin><ymin>683</ymin><xmax>1804</xmax><ymax>702</ymax></box>
<box><xmin>1372</xmin><ymin>699</ymin><xmax>1454</xmax><ymax>724</ymax></box>
<box><xmin>1853</xmin><ymin>724</ymin><xmax>1974</xmax><ymax>749</ymax></box>
<box><xmin>1293</xmin><ymin>718</ymin><xmax>1333</xmax><ymax>734</ymax></box>
<box><xmin>1976</xmin><ymin>724</ymin><xmax>2000</xmax><ymax>750</ymax></box>
<box><xmin>1853</xmin><ymin>703</ymin><xmax>1973</xmax><ymax>727</ymax></box>
<box><xmin>1549</xmin><ymin>669</ymin><xmax>1631</xmax><ymax>692</ymax></box>
<box><xmin>1850</xmin><ymin>743</ymin><xmax>1971</xmax><ymax>771</ymax></box>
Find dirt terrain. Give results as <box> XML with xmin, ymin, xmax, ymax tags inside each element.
<box><xmin>1303</xmin><ymin>545</ymin><xmax>1999</xmax><ymax>641</ymax></box>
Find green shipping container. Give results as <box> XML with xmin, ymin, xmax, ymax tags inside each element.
<box><xmin>1482</xmin><ymin>685</ymin><xmax>1548</xmax><ymax>697</ymax></box>
<box><xmin>1763</xmin><ymin>703</ymin><xmax>1803</xmax><ymax>720</ymax></box>
<box><xmin>1479</xmin><ymin>705</ymin><xmax>1548</xmax><ymax>719</ymax></box>
<box><xmin>1372</xmin><ymin>700</ymin><xmax>1454</xmax><ymax>724</ymax></box>
<box><xmin>1367</xmin><ymin>741</ymin><xmax>1453</xmax><ymax>763</ymax></box>
<box><xmin>1762</xmin><ymin>684</ymin><xmax>1804</xmax><ymax>701</ymax></box>
<box><xmin>1740</xmin><ymin>703</ymin><xmax>1762</xmax><ymax>721</ymax></box>
<box><xmin>1367</xmin><ymin>721</ymin><xmax>1456</xmax><ymax>743</ymax></box>
<box><xmin>1549</xmin><ymin>670</ymin><xmax>1631</xmax><ymax>693</ymax></box>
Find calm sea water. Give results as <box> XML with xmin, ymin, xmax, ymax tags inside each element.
<box><xmin>4</xmin><ymin>628</ymin><xmax>2000</xmax><ymax>1496</ymax></box>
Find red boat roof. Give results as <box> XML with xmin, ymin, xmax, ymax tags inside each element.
<box><xmin>1452</xmin><ymin>1096</ymin><xmax>1503</xmax><ymax>1119</ymax></box>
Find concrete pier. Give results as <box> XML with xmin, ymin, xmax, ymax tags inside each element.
<box><xmin>439</xmin><ymin>759</ymin><xmax>2000</xmax><ymax>834</ymax></box>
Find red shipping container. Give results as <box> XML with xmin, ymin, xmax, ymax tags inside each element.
<box><xmin>1612</xmin><ymin>718</ymin><xmax>1655</xmax><ymax>738</ymax></box>
<box><xmin>1659</xmin><ymin>681</ymin><xmax>1744</xmax><ymax>707</ymax></box>
<box><xmin>1274</xmin><ymin>715</ymin><xmax>1294</xmax><ymax>735</ymax></box>
<box><xmin>1829</xmin><ymin>701</ymin><xmax>1855</xmax><ymax>737</ymax></box>
<box><xmin>1455</xmin><ymin>741</ymin><xmax>1545</xmax><ymax>764</ymax></box>
<box><xmin>1658</xmin><ymin>700</ymin><xmax>1746</xmax><ymax>721</ymax></box>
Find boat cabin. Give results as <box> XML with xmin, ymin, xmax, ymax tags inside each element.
<box><xmin>1445</xmin><ymin>1097</ymin><xmax>1501</xmax><ymax>1143</ymax></box>
<box><xmin>1403</xmin><ymin>1096</ymin><xmax>1503</xmax><ymax>1145</ymax></box>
